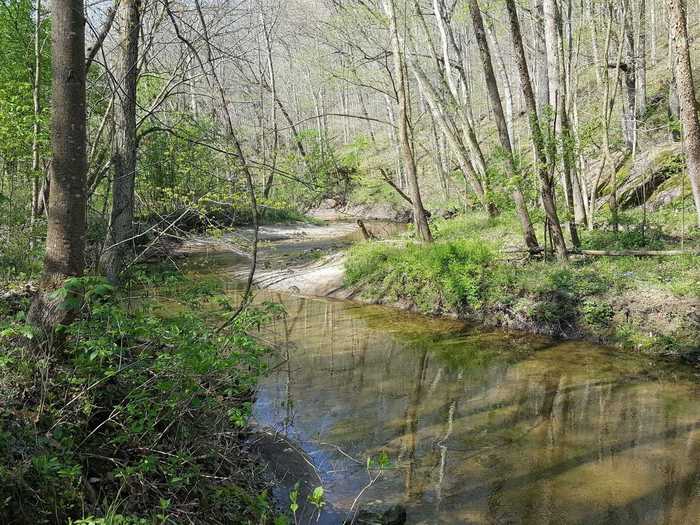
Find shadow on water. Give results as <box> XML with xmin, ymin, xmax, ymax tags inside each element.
<box><xmin>182</xmin><ymin>240</ymin><xmax>700</xmax><ymax>524</ymax></box>
<box><xmin>248</xmin><ymin>295</ymin><xmax>700</xmax><ymax>524</ymax></box>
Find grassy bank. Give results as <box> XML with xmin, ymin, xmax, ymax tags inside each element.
<box><xmin>0</xmin><ymin>268</ymin><xmax>282</xmax><ymax>524</ymax></box>
<box><xmin>345</xmin><ymin>213</ymin><xmax>699</xmax><ymax>354</ymax></box>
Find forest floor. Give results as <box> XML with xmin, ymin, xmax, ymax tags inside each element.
<box><xmin>0</xmin><ymin>265</ymin><xmax>286</xmax><ymax>524</ymax></box>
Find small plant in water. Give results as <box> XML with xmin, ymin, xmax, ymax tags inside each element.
<box><xmin>289</xmin><ymin>483</ymin><xmax>300</xmax><ymax>524</ymax></box>
<box><xmin>308</xmin><ymin>486</ymin><xmax>326</xmax><ymax>513</ymax></box>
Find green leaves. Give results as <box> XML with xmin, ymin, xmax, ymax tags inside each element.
<box><xmin>308</xmin><ymin>486</ymin><xmax>326</xmax><ymax>510</ymax></box>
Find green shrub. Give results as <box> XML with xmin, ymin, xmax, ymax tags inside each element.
<box><xmin>580</xmin><ymin>227</ymin><xmax>665</xmax><ymax>251</ymax></box>
<box><xmin>581</xmin><ymin>300</ymin><xmax>615</xmax><ymax>328</ymax></box>
<box><xmin>0</xmin><ymin>274</ymin><xmax>280</xmax><ymax>524</ymax></box>
<box><xmin>346</xmin><ymin>239</ymin><xmax>496</xmax><ymax>312</ymax></box>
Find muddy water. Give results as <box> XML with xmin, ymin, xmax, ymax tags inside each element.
<box><xmin>187</xmin><ymin>226</ymin><xmax>700</xmax><ymax>524</ymax></box>
<box><xmin>250</xmin><ymin>295</ymin><xmax>700</xmax><ymax>524</ymax></box>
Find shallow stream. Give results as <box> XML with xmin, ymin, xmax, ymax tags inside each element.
<box><xmin>188</xmin><ymin>224</ymin><xmax>700</xmax><ymax>524</ymax></box>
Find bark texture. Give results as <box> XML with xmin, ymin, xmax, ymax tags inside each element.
<box><xmin>102</xmin><ymin>0</ymin><xmax>142</xmax><ymax>283</ymax></box>
<box><xmin>29</xmin><ymin>0</ymin><xmax>88</xmax><ymax>335</ymax></box>
<box><xmin>669</xmin><ymin>0</ymin><xmax>700</xmax><ymax>227</ymax></box>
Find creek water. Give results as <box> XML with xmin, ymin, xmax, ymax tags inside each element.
<box><xmin>187</xmin><ymin>225</ymin><xmax>700</xmax><ymax>524</ymax></box>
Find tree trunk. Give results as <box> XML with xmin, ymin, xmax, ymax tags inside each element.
<box><xmin>505</xmin><ymin>0</ymin><xmax>569</xmax><ymax>260</ymax></box>
<box><xmin>411</xmin><ymin>2</ymin><xmax>493</xmax><ymax>214</ymax></box>
<box><xmin>638</xmin><ymin>0</ymin><xmax>648</xmax><ymax>117</ymax></box>
<box><xmin>544</xmin><ymin>0</ymin><xmax>580</xmax><ymax>248</ymax></box>
<box><xmin>385</xmin><ymin>0</ymin><xmax>432</xmax><ymax>242</ymax></box>
<box><xmin>669</xmin><ymin>0</ymin><xmax>700</xmax><ymax>227</ymax></box>
<box><xmin>534</xmin><ymin>0</ymin><xmax>550</xmax><ymax>115</ymax></box>
<box><xmin>588</xmin><ymin>0</ymin><xmax>603</xmax><ymax>87</ymax></box>
<box><xmin>262</xmin><ymin>8</ymin><xmax>279</xmax><ymax>199</ymax></box>
<box><xmin>29</xmin><ymin>0</ymin><xmax>88</xmax><ymax>335</ymax></box>
<box><xmin>469</xmin><ymin>0</ymin><xmax>539</xmax><ymax>251</ymax></box>
<box><xmin>621</xmin><ymin>7</ymin><xmax>638</xmax><ymax>152</ymax></box>
<box><xmin>101</xmin><ymin>0</ymin><xmax>141</xmax><ymax>283</ymax></box>
<box><xmin>651</xmin><ymin>0</ymin><xmax>657</xmax><ymax>65</ymax></box>
<box><xmin>30</xmin><ymin>0</ymin><xmax>42</xmax><ymax>247</ymax></box>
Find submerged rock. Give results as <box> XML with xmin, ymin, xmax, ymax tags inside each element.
<box><xmin>344</xmin><ymin>504</ymin><xmax>407</xmax><ymax>525</ymax></box>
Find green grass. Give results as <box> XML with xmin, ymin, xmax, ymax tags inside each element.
<box><xmin>345</xmin><ymin>211</ymin><xmax>699</xmax><ymax>351</ymax></box>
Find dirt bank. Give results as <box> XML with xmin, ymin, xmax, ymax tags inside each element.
<box><xmin>244</xmin><ymin>245</ymin><xmax>699</xmax><ymax>361</ymax></box>
<box><xmin>175</xmin><ymin>222</ymin><xmax>698</xmax><ymax>360</ymax></box>
<box><xmin>308</xmin><ymin>199</ymin><xmax>412</xmax><ymax>223</ymax></box>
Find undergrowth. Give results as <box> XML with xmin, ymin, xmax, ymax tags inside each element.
<box><xmin>0</xmin><ymin>268</ymin><xmax>284</xmax><ymax>524</ymax></box>
<box><xmin>345</xmin><ymin>211</ymin><xmax>699</xmax><ymax>352</ymax></box>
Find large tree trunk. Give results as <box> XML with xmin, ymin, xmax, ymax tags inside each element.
<box><xmin>505</xmin><ymin>0</ymin><xmax>569</xmax><ymax>260</ymax></box>
<box><xmin>101</xmin><ymin>0</ymin><xmax>141</xmax><ymax>283</ymax></box>
<box><xmin>469</xmin><ymin>0</ymin><xmax>539</xmax><ymax>251</ymax></box>
<box><xmin>385</xmin><ymin>0</ymin><xmax>432</xmax><ymax>242</ymax></box>
<box><xmin>29</xmin><ymin>0</ymin><xmax>88</xmax><ymax>334</ymax></box>
<box><xmin>669</xmin><ymin>0</ymin><xmax>700</xmax><ymax>227</ymax></box>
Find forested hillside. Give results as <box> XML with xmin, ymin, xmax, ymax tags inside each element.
<box><xmin>0</xmin><ymin>0</ymin><xmax>699</xmax><ymax>523</ymax></box>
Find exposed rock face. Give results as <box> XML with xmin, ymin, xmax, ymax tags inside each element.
<box><xmin>248</xmin><ymin>253</ymin><xmax>348</xmax><ymax>297</ymax></box>
<box><xmin>586</xmin><ymin>143</ymin><xmax>690</xmax><ymax>212</ymax></box>
<box><xmin>605</xmin><ymin>143</ymin><xmax>685</xmax><ymax>210</ymax></box>
<box><xmin>648</xmin><ymin>186</ymin><xmax>684</xmax><ymax>211</ymax></box>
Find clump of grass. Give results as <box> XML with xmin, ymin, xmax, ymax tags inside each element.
<box><xmin>346</xmin><ymin>239</ymin><xmax>496</xmax><ymax>312</ymax></box>
<box><xmin>346</xmin><ymin>209</ymin><xmax>698</xmax><ymax>344</ymax></box>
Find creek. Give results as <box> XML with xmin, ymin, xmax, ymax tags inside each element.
<box><xmin>185</xmin><ymin>223</ymin><xmax>700</xmax><ymax>525</ymax></box>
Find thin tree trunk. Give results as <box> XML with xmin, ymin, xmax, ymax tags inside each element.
<box><xmin>385</xmin><ymin>0</ymin><xmax>432</xmax><ymax>242</ymax></box>
<box><xmin>262</xmin><ymin>8</ymin><xmax>278</xmax><ymax>199</ymax></box>
<box><xmin>485</xmin><ymin>21</ymin><xmax>516</xmax><ymax>147</ymax></box>
<box><xmin>384</xmin><ymin>94</ymin><xmax>405</xmax><ymax>188</ymax></box>
<box><xmin>101</xmin><ymin>0</ymin><xmax>141</xmax><ymax>284</ymax></box>
<box><xmin>588</xmin><ymin>0</ymin><xmax>603</xmax><ymax>87</ymax></box>
<box><xmin>621</xmin><ymin>5</ymin><xmax>638</xmax><ymax>152</ymax></box>
<box><xmin>414</xmin><ymin>1</ymin><xmax>494</xmax><ymax>214</ymax></box>
<box><xmin>469</xmin><ymin>0</ymin><xmax>539</xmax><ymax>250</ymax></box>
<box><xmin>505</xmin><ymin>0</ymin><xmax>569</xmax><ymax>260</ymax></box>
<box><xmin>535</xmin><ymin>0</ymin><xmax>551</xmax><ymax>114</ymax></box>
<box><xmin>605</xmin><ymin>2</ymin><xmax>629</xmax><ymax>231</ymax></box>
<box><xmin>651</xmin><ymin>0</ymin><xmax>657</xmax><ymax>65</ymax></box>
<box><xmin>544</xmin><ymin>0</ymin><xmax>580</xmax><ymax>248</ymax></box>
<box><xmin>638</xmin><ymin>0</ymin><xmax>648</xmax><ymax>117</ymax></box>
<box><xmin>669</xmin><ymin>0</ymin><xmax>700</xmax><ymax>227</ymax></box>
<box><xmin>30</xmin><ymin>0</ymin><xmax>42</xmax><ymax>246</ymax></box>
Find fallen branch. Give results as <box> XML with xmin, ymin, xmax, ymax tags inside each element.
<box><xmin>574</xmin><ymin>249</ymin><xmax>699</xmax><ymax>257</ymax></box>
<box><xmin>502</xmin><ymin>247</ymin><xmax>699</xmax><ymax>257</ymax></box>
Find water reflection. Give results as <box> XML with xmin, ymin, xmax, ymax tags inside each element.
<box><xmin>252</xmin><ymin>294</ymin><xmax>700</xmax><ymax>524</ymax></box>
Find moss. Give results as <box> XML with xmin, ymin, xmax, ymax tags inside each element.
<box><xmin>600</xmin><ymin>157</ymin><xmax>632</xmax><ymax>197</ymax></box>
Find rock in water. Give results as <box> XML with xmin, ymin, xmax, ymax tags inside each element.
<box><xmin>344</xmin><ymin>504</ymin><xmax>407</xmax><ymax>525</ymax></box>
